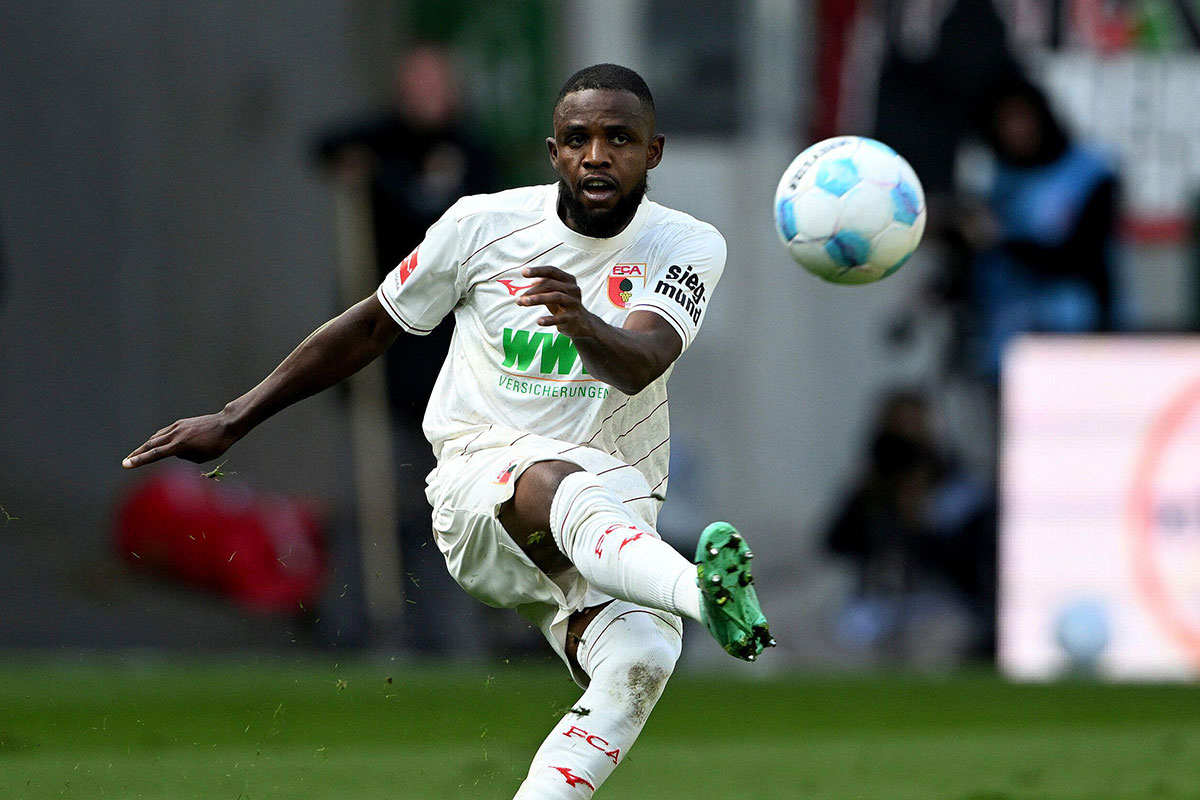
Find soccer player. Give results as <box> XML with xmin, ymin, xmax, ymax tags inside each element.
<box><xmin>123</xmin><ymin>63</ymin><xmax>773</xmax><ymax>797</ymax></box>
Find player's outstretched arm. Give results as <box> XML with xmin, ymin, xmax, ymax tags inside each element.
<box><xmin>518</xmin><ymin>265</ymin><xmax>681</xmax><ymax>395</ymax></box>
<box><xmin>122</xmin><ymin>295</ymin><xmax>401</xmax><ymax>469</ymax></box>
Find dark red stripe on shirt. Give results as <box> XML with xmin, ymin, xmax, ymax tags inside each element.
<box><xmin>461</xmin><ymin>219</ymin><xmax>545</xmax><ymax>266</ymax></box>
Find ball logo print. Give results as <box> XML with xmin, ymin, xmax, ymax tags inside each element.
<box><xmin>774</xmin><ymin>136</ymin><xmax>926</xmax><ymax>284</ymax></box>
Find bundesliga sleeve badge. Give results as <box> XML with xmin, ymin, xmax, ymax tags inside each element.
<box><xmin>607</xmin><ymin>263</ymin><xmax>646</xmax><ymax>309</ymax></box>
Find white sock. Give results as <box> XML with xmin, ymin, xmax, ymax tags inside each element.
<box><xmin>548</xmin><ymin>472</ymin><xmax>702</xmax><ymax>622</ymax></box>
<box><xmin>513</xmin><ymin>602</ymin><xmax>683</xmax><ymax>798</ymax></box>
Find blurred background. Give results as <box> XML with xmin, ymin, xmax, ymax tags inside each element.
<box><xmin>3</xmin><ymin>0</ymin><xmax>1200</xmax><ymax>681</ymax></box>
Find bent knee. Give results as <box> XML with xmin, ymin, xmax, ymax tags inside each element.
<box><xmin>618</xmin><ymin>645</ymin><xmax>676</xmax><ymax>723</ymax></box>
<box><xmin>631</xmin><ymin>631</ymin><xmax>681</xmax><ymax>678</ymax></box>
<box><xmin>516</xmin><ymin>459</ymin><xmax>585</xmax><ymax>501</ymax></box>
<box><xmin>502</xmin><ymin>460</ymin><xmax>585</xmax><ymax>533</ymax></box>
<box><xmin>584</xmin><ymin>610</ymin><xmax>681</xmax><ymax>721</ymax></box>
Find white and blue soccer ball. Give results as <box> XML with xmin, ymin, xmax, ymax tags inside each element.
<box><xmin>774</xmin><ymin>136</ymin><xmax>926</xmax><ymax>284</ymax></box>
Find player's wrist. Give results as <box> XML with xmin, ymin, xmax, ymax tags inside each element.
<box><xmin>564</xmin><ymin>309</ymin><xmax>608</xmax><ymax>343</ymax></box>
<box><xmin>219</xmin><ymin>400</ymin><xmax>256</xmax><ymax>440</ymax></box>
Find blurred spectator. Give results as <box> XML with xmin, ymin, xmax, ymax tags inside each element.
<box><xmin>812</xmin><ymin>0</ymin><xmax>1020</xmax><ymax>207</ymax></box>
<box><xmin>314</xmin><ymin>45</ymin><xmax>499</xmax><ymax>651</ymax></box>
<box><xmin>815</xmin><ymin>0</ymin><xmax>1027</xmax><ymax>380</ymax></box>
<box><xmin>825</xmin><ymin>390</ymin><xmax>995</xmax><ymax>659</ymax></box>
<box><xmin>960</xmin><ymin>75</ymin><xmax>1121</xmax><ymax>378</ymax></box>
<box><xmin>316</xmin><ymin>45</ymin><xmax>497</xmax><ymax>423</ymax></box>
<box><xmin>871</xmin><ymin>0</ymin><xmax>1021</xmax><ymax>203</ymax></box>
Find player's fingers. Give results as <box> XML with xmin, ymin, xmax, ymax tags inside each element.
<box><xmin>125</xmin><ymin>432</ymin><xmax>173</xmax><ymax>460</ymax></box>
<box><xmin>534</xmin><ymin>276</ymin><xmax>580</xmax><ymax>297</ymax></box>
<box><xmin>520</xmin><ymin>274</ymin><xmax>582</xmax><ymax>301</ymax></box>
<box><xmin>157</xmin><ymin>417</ymin><xmax>188</xmax><ymax>435</ymax></box>
<box><xmin>124</xmin><ymin>438</ymin><xmax>156</xmax><ymax>460</ymax></box>
<box><xmin>518</xmin><ymin>276</ymin><xmax>565</xmax><ymax>295</ymax></box>
<box><xmin>147</xmin><ymin>432</ymin><xmax>176</xmax><ymax>448</ymax></box>
<box><xmin>522</xmin><ymin>265</ymin><xmax>574</xmax><ymax>282</ymax></box>
<box><xmin>122</xmin><ymin>443</ymin><xmax>173</xmax><ymax>469</ymax></box>
<box><xmin>519</xmin><ymin>291</ymin><xmax>576</xmax><ymax>309</ymax></box>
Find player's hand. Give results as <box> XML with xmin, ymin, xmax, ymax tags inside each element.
<box><xmin>517</xmin><ymin>266</ymin><xmax>599</xmax><ymax>338</ymax></box>
<box><xmin>122</xmin><ymin>412</ymin><xmax>242</xmax><ymax>469</ymax></box>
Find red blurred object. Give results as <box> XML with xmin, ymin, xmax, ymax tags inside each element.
<box><xmin>1120</xmin><ymin>214</ymin><xmax>1190</xmax><ymax>244</ymax></box>
<box><xmin>114</xmin><ymin>467</ymin><xmax>328</xmax><ymax>614</ymax></box>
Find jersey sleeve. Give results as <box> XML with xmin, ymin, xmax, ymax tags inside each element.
<box><xmin>629</xmin><ymin>226</ymin><xmax>726</xmax><ymax>352</ymax></box>
<box><xmin>375</xmin><ymin>206</ymin><xmax>464</xmax><ymax>335</ymax></box>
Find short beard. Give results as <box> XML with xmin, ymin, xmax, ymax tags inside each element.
<box><xmin>556</xmin><ymin>176</ymin><xmax>648</xmax><ymax>239</ymax></box>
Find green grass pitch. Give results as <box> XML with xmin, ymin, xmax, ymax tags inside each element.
<box><xmin>1</xmin><ymin>656</ymin><xmax>1198</xmax><ymax>799</ymax></box>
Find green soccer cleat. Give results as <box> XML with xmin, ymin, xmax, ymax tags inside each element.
<box><xmin>695</xmin><ymin>522</ymin><xmax>776</xmax><ymax>661</ymax></box>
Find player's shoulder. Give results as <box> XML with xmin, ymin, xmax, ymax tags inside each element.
<box><xmin>447</xmin><ymin>185</ymin><xmax>548</xmax><ymax>227</ymax></box>
<box><xmin>643</xmin><ymin>199</ymin><xmax>726</xmax><ymax>254</ymax></box>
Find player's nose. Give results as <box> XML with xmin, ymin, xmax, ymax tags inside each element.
<box><xmin>582</xmin><ymin>139</ymin><xmax>610</xmax><ymax>167</ymax></box>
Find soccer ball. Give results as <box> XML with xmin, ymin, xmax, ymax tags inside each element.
<box><xmin>774</xmin><ymin>136</ymin><xmax>926</xmax><ymax>284</ymax></box>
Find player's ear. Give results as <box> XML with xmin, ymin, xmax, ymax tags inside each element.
<box><xmin>646</xmin><ymin>133</ymin><xmax>665</xmax><ymax>170</ymax></box>
<box><xmin>546</xmin><ymin>136</ymin><xmax>559</xmax><ymax>167</ymax></box>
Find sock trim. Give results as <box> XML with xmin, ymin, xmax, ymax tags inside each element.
<box><xmin>591</xmin><ymin>610</ymin><xmax>682</xmax><ymax>651</ymax></box>
<box><xmin>576</xmin><ymin>602</ymin><xmax>683</xmax><ymax>676</ymax></box>
<box><xmin>549</xmin><ymin>472</ymin><xmax>605</xmax><ymax>553</ymax></box>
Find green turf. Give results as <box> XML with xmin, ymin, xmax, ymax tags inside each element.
<box><xmin>1</xmin><ymin>656</ymin><xmax>1198</xmax><ymax>799</ymax></box>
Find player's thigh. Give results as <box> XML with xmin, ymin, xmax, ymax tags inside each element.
<box><xmin>498</xmin><ymin>459</ymin><xmax>584</xmax><ymax>572</ymax></box>
<box><xmin>425</xmin><ymin>436</ymin><xmax>659</xmax><ymax>605</ymax></box>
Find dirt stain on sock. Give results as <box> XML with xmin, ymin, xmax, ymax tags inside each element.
<box><xmin>626</xmin><ymin>663</ymin><xmax>669</xmax><ymax>724</ymax></box>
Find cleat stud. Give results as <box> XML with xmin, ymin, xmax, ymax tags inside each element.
<box><xmin>745</xmin><ymin>551</ymin><xmax>754</xmax><ymax>560</ymax></box>
<box><xmin>747</xmin><ymin>653</ymin><xmax>756</xmax><ymax>661</ymax></box>
<box><xmin>768</xmin><ymin>638</ymin><xmax>777</xmax><ymax>647</ymax></box>
<box><xmin>709</xmin><ymin>574</ymin><xmax>722</xmax><ymax>584</ymax></box>
<box><xmin>730</xmin><ymin>533</ymin><xmax>742</xmax><ymax>542</ymax></box>
<box><xmin>708</xmin><ymin>547</ymin><xmax>719</xmax><ymax>556</ymax></box>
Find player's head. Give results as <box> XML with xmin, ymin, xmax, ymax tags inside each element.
<box><xmin>548</xmin><ymin>64</ymin><xmax>664</xmax><ymax>238</ymax></box>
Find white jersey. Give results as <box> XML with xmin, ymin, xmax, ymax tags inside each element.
<box><xmin>376</xmin><ymin>183</ymin><xmax>726</xmax><ymax>502</ymax></box>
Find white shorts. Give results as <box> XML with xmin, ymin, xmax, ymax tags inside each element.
<box><xmin>425</xmin><ymin>428</ymin><xmax>661</xmax><ymax>680</ymax></box>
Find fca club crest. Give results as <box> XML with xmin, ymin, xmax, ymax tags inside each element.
<box><xmin>607</xmin><ymin>263</ymin><xmax>646</xmax><ymax>308</ymax></box>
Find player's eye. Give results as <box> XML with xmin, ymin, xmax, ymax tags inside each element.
<box><xmin>565</xmin><ymin>134</ymin><xmax>586</xmax><ymax>147</ymax></box>
<box><xmin>611</xmin><ymin>133</ymin><xmax>630</xmax><ymax>145</ymax></box>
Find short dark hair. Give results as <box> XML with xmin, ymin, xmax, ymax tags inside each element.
<box><xmin>554</xmin><ymin>63</ymin><xmax>655</xmax><ymax>118</ymax></box>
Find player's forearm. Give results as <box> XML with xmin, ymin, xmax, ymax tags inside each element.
<box><xmin>222</xmin><ymin>296</ymin><xmax>400</xmax><ymax>435</ymax></box>
<box><xmin>572</xmin><ymin>319</ymin><xmax>676</xmax><ymax>395</ymax></box>
<box><xmin>517</xmin><ymin>267</ymin><xmax>682</xmax><ymax>395</ymax></box>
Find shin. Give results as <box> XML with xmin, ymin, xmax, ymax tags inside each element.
<box><xmin>513</xmin><ymin>602</ymin><xmax>683</xmax><ymax>798</ymax></box>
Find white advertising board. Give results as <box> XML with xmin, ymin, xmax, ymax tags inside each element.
<box><xmin>1000</xmin><ymin>335</ymin><xmax>1200</xmax><ymax>679</ymax></box>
